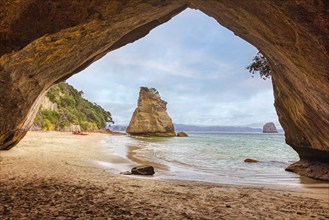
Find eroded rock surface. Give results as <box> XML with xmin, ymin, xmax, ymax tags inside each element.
<box><xmin>263</xmin><ymin>122</ymin><xmax>278</xmax><ymax>133</ymax></box>
<box><xmin>286</xmin><ymin>160</ymin><xmax>329</xmax><ymax>181</ymax></box>
<box><xmin>177</xmin><ymin>132</ymin><xmax>188</xmax><ymax>137</ymax></box>
<box><xmin>0</xmin><ymin>1</ymin><xmax>329</xmax><ymax>180</ymax></box>
<box><xmin>127</xmin><ymin>87</ymin><xmax>175</xmax><ymax>137</ymax></box>
<box><xmin>131</xmin><ymin>165</ymin><xmax>155</xmax><ymax>175</ymax></box>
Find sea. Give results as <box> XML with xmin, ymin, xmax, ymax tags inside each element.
<box><xmin>99</xmin><ymin>132</ymin><xmax>325</xmax><ymax>187</ymax></box>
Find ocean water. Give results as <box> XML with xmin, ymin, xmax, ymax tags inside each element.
<box><xmin>102</xmin><ymin>132</ymin><xmax>324</xmax><ymax>187</ymax></box>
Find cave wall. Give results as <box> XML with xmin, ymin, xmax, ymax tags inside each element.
<box><xmin>0</xmin><ymin>0</ymin><xmax>188</xmax><ymax>149</ymax></box>
<box><xmin>0</xmin><ymin>0</ymin><xmax>328</xmax><ymax>180</ymax></box>
<box><xmin>188</xmin><ymin>0</ymin><xmax>329</xmax><ymax>180</ymax></box>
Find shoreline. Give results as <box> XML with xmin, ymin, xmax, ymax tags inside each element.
<box><xmin>100</xmin><ymin>133</ymin><xmax>328</xmax><ymax>190</ymax></box>
<box><xmin>0</xmin><ymin>131</ymin><xmax>328</xmax><ymax>219</ymax></box>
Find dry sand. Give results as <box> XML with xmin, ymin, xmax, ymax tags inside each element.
<box><xmin>0</xmin><ymin>131</ymin><xmax>328</xmax><ymax>219</ymax></box>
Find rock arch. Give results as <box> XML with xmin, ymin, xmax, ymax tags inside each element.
<box><xmin>0</xmin><ymin>0</ymin><xmax>328</xmax><ymax>180</ymax></box>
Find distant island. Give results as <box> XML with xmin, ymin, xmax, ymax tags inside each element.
<box><xmin>110</xmin><ymin>124</ymin><xmax>283</xmax><ymax>133</ymax></box>
<box><xmin>262</xmin><ymin>122</ymin><xmax>278</xmax><ymax>133</ymax></box>
<box><xmin>174</xmin><ymin>124</ymin><xmax>261</xmax><ymax>132</ymax></box>
<box><xmin>32</xmin><ymin>82</ymin><xmax>113</xmax><ymax>132</ymax></box>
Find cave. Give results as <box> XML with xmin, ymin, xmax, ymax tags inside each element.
<box><xmin>0</xmin><ymin>0</ymin><xmax>328</xmax><ymax>181</ymax></box>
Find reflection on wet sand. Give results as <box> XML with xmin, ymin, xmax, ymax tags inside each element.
<box><xmin>126</xmin><ymin>145</ymin><xmax>169</xmax><ymax>171</ymax></box>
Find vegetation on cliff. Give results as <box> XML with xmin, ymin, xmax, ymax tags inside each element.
<box><xmin>34</xmin><ymin>82</ymin><xmax>113</xmax><ymax>131</ymax></box>
<box><xmin>246</xmin><ymin>52</ymin><xmax>271</xmax><ymax>80</ymax></box>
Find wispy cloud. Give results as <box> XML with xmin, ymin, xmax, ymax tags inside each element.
<box><xmin>103</xmin><ymin>55</ymin><xmax>236</xmax><ymax>80</ymax></box>
<box><xmin>68</xmin><ymin>9</ymin><xmax>279</xmax><ymax>127</ymax></box>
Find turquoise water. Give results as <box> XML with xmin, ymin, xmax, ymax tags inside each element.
<box><xmin>104</xmin><ymin>133</ymin><xmax>323</xmax><ymax>187</ymax></box>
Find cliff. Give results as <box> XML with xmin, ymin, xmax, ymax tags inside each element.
<box><xmin>127</xmin><ymin>87</ymin><xmax>175</xmax><ymax>136</ymax></box>
<box><xmin>33</xmin><ymin>82</ymin><xmax>113</xmax><ymax>131</ymax></box>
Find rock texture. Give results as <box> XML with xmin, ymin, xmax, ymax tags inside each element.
<box><xmin>285</xmin><ymin>160</ymin><xmax>329</xmax><ymax>181</ymax></box>
<box><xmin>0</xmin><ymin>1</ymin><xmax>329</xmax><ymax>180</ymax></box>
<box><xmin>262</xmin><ymin>122</ymin><xmax>278</xmax><ymax>133</ymax></box>
<box><xmin>177</xmin><ymin>132</ymin><xmax>188</xmax><ymax>137</ymax></box>
<box><xmin>131</xmin><ymin>165</ymin><xmax>155</xmax><ymax>175</ymax></box>
<box><xmin>127</xmin><ymin>87</ymin><xmax>175</xmax><ymax>137</ymax></box>
<box><xmin>39</xmin><ymin>96</ymin><xmax>58</xmax><ymax>112</ymax></box>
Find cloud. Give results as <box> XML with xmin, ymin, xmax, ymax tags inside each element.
<box><xmin>101</xmin><ymin>54</ymin><xmax>236</xmax><ymax>80</ymax></box>
<box><xmin>67</xmin><ymin>9</ymin><xmax>279</xmax><ymax>127</ymax></box>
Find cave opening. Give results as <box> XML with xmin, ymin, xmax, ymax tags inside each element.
<box><xmin>51</xmin><ymin>9</ymin><xmax>303</xmax><ymax>185</ymax></box>
<box><xmin>1</xmin><ymin>4</ymin><xmax>329</xmax><ymax>218</ymax></box>
<box><xmin>1</xmin><ymin>2</ymin><xmax>328</xmax><ymax>183</ymax></box>
<box><xmin>67</xmin><ymin>9</ymin><xmax>280</xmax><ymax>130</ymax></box>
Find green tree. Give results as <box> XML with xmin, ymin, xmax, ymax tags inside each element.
<box><xmin>246</xmin><ymin>52</ymin><xmax>271</xmax><ymax>80</ymax></box>
<box><xmin>42</xmin><ymin>119</ymin><xmax>55</xmax><ymax>131</ymax></box>
<box><xmin>37</xmin><ymin>82</ymin><xmax>114</xmax><ymax>131</ymax></box>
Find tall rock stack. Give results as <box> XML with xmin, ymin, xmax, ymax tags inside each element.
<box><xmin>127</xmin><ymin>87</ymin><xmax>176</xmax><ymax>137</ymax></box>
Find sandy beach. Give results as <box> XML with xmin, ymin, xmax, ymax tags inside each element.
<box><xmin>0</xmin><ymin>131</ymin><xmax>328</xmax><ymax>219</ymax></box>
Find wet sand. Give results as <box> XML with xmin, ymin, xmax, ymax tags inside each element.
<box><xmin>0</xmin><ymin>131</ymin><xmax>328</xmax><ymax>219</ymax></box>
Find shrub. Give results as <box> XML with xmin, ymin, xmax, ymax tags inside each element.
<box><xmin>35</xmin><ymin>82</ymin><xmax>114</xmax><ymax>131</ymax></box>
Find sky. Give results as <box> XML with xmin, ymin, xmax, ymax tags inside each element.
<box><xmin>67</xmin><ymin>9</ymin><xmax>280</xmax><ymax>128</ymax></box>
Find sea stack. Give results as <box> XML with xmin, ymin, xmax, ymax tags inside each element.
<box><xmin>126</xmin><ymin>87</ymin><xmax>176</xmax><ymax>137</ymax></box>
<box><xmin>262</xmin><ymin>122</ymin><xmax>278</xmax><ymax>133</ymax></box>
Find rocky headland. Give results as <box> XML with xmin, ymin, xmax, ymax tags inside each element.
<box><xmin>127</xmin><ymin>87</ymin><xmax>176</xmax><ymax>137</ymax></box>
<box><xmin>33</xmin><ymin>82</ymin><xmax>113</xmax><ymax>132</ymax></box>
